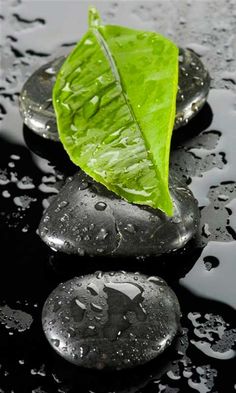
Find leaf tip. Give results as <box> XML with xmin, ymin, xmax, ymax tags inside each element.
<box><xmin>88</xmin><ymin>6</ymin><xmax>101</xmax><ymax>28</ymax></box>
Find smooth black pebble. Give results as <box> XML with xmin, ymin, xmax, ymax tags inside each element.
<box><xmin>42</xmin><ymin>271</ymin><xmax>181</xmax><ymax>369</ymax></box>
<box><xmin>19</xmin><ymin>49</ymin><xmax>210</xmax><ymax>140</ymax></box>
<box><xmin>38</xmin><ymin>171</ymin><xmax>199</xmax><ymax>256</ymax></box>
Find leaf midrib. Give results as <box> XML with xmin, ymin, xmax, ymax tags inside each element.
<box><xmin>91</xmin><ymin>26</ymin><xmax>163</xmax><ymax>193</ymax></box>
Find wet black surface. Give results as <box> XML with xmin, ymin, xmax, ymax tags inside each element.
<box><xmin>38</xmin><ymin>172</ymin><xmax>199</xmax><ymax>256</ymax></box>
<box><xmin>0</xmin><ymin>1</ymin><xmax>236</xmax><ymax>392</ymax></box>
<box><xmin>42</xmin><ymin>273</ymin><xmax>181</xmax><ymax>369</ymax></box>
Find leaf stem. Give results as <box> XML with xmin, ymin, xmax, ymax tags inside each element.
<box><xmin>89</xmin><ymin>7</ymin><xmax>101</xmax><ymax>28</ymax></box>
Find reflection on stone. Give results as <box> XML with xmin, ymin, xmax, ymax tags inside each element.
<box><xmin>42</xmin><ymin>271</ymin><xmax>181</xmax><ymax>369</ymax></box>
<box><xmin>19</xmin><ymin>49</ymin><xmax>210</xmax><ymax>140</ymax></box>
<box><xmin>19</xmin><ymin>57</ymin><xmax>65</xmax><ymax>141</ymax></box>
<box><xmin>38</xmin><ymin>171</ymin><xmax>199</xmax><ymax>256</ymax></box>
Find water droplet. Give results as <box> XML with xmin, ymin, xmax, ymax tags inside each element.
<box><xmin>78</xmin><ymin>181</ymin><xmax>89</xmax><ymax>190</ymax></box>
<box><xmin>96</xmin><ymin>271</ymin><xmax>103</xmax><ymax>279</ymax></box>
<box><xmin>77</xmin><ymin>247</ymin><xmax>85</xmax><ymax>256</ymax></box>
<box><xmin>87</xmin><ymin>282</ymin><xmax>99</xmax><ymax>296</ymax></box>
<box><xmin>91</xmin><ymin>303</ymin><xmax>103</xmax><ymax>313</ymax></box>
<box><xmin>95</xmin><ymin>201</ymin><xmax>107</xmax><ymax>211</ymax></box>
<box><xmin>55</xmin><ymin>200</ymin><xmax>68</xmax><ymax>212</ymax></box>
<box><xmin>96</xmin><ymin>228</ymin><xmax>108</xmax><ymax>241</ymax></box>
<box><xmin>124</xmin><ymin>223</ymin><xmax>136</xmax><ymax>233</ymax></box>
<box><xmin>51</xmin><ymin>338</ymin><xmax>60</xmax><ymax>347</ymax></box>
<box><xmin>83</xmin><ymin>95</ymin><xmax>100</xmax><ymax>120</ymax></box>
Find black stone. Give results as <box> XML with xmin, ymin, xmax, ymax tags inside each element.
<box><xmin>42</xmin><ymin>271</ymin><xmax>181</xmax><ymax>369</ymax></box>
<box><xmin>38</xmin><ymin>171</ymin><xmax>199</xmax><ymax>256</ymax></box>
<box><xmin>19</xmin><ymin>49</ymin><xmax>210</xmax><ymax>140</ymax></box>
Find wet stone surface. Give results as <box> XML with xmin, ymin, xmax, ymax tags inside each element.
<box><xmin>19</xmin><ymin>49</ymin><xmax>210</xmax><ymax>140</ymax></box>
<box><xmin>19</xmin><ymin>57</ymin><xmax>65</xmax><ymax>141</ymax></box>
<box><xmin>175</xmin><ymin>48</ymin><xmax>210</xmax><ymax>129</ymax></box>
<box><xmin>42</xmin><ymin>271</ymin><xmax>181</xmax><ymax>369</ymax></box>
<box><xmin>38</xmin><ymin>171</ymin><xmax>199</xmax><ymax>256</ymax></box>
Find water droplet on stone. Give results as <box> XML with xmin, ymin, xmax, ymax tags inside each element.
<box><xmin>95</xmin><ymin>201</ymin><xmax>107</xmax><ymax>211</ymax></box>
<box><xmin>96</xmin><ymin>271</ymin><xmax>103</xmax><ymax>279</ymax></box>
<box><xmin>87</xmin><ymin>282</ymin><xmax>99</xmax><ymax>296</ymax></box>
<box><xmin>77</xmin><ymin>247</ymin><xmax>85</xmax><ymax>256</ymax></box>
<box><xmin>78</xmin><ymin>181</ymin><xmax>89</xmax><ymax>191</ymax></box>
<box><xmin>71</xmin><ymin>298</ymin><xmax>86</xmax><ymax>322</ymax></box>
<box><xmin>90</xmin><ymin>302</ymin><xmax>103</xmax><ymax>312</ymax></box>
<box><xmin>51</xmin><ymin>338</ymin><xmax>60</xmax><ymax>347</ymax></box>
<box><xmin>54</xmin><ymin>200</ymin><xmax>68</xmax><ymax>212</ymax></box>
<box><xmin>96</xmin><ymin>228</ymin><xmax>108</xmax><ymax>241</ymax></box>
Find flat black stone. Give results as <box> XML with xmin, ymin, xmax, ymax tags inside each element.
<box><xmin>19</xmin><ymin>49</ymin><xmax>210</xmax><ymax>140</ymax></box>
<box><xmin>38</xmin><ymin>171</ymin><xmax>199</xmax><ymax>256</ymax></box>
<box><xmin>42</xmin><ymin>271</ymin><xmax>181</xmax><ymax>369</ymax></box>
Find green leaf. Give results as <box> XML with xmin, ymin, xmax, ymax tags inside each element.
<box><xmin>53</xmin><ymin>7</ymin><xmax>178</xmax><ymax>216</ymax></box>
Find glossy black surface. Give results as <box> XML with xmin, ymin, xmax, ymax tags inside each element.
<box><xmin>39</xmin><ymin>172</ymin><xmax>199</xmax><ymax>256</ymax></box>
<box><xmin>42</xmin><ymin>272</ymin><xmax>180</xmax><ymax>369</ymax></box>
<box><xmin>0</xmin><ymin>1</ymin><xmax>236</xmax><ymax>392</ymax></box>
